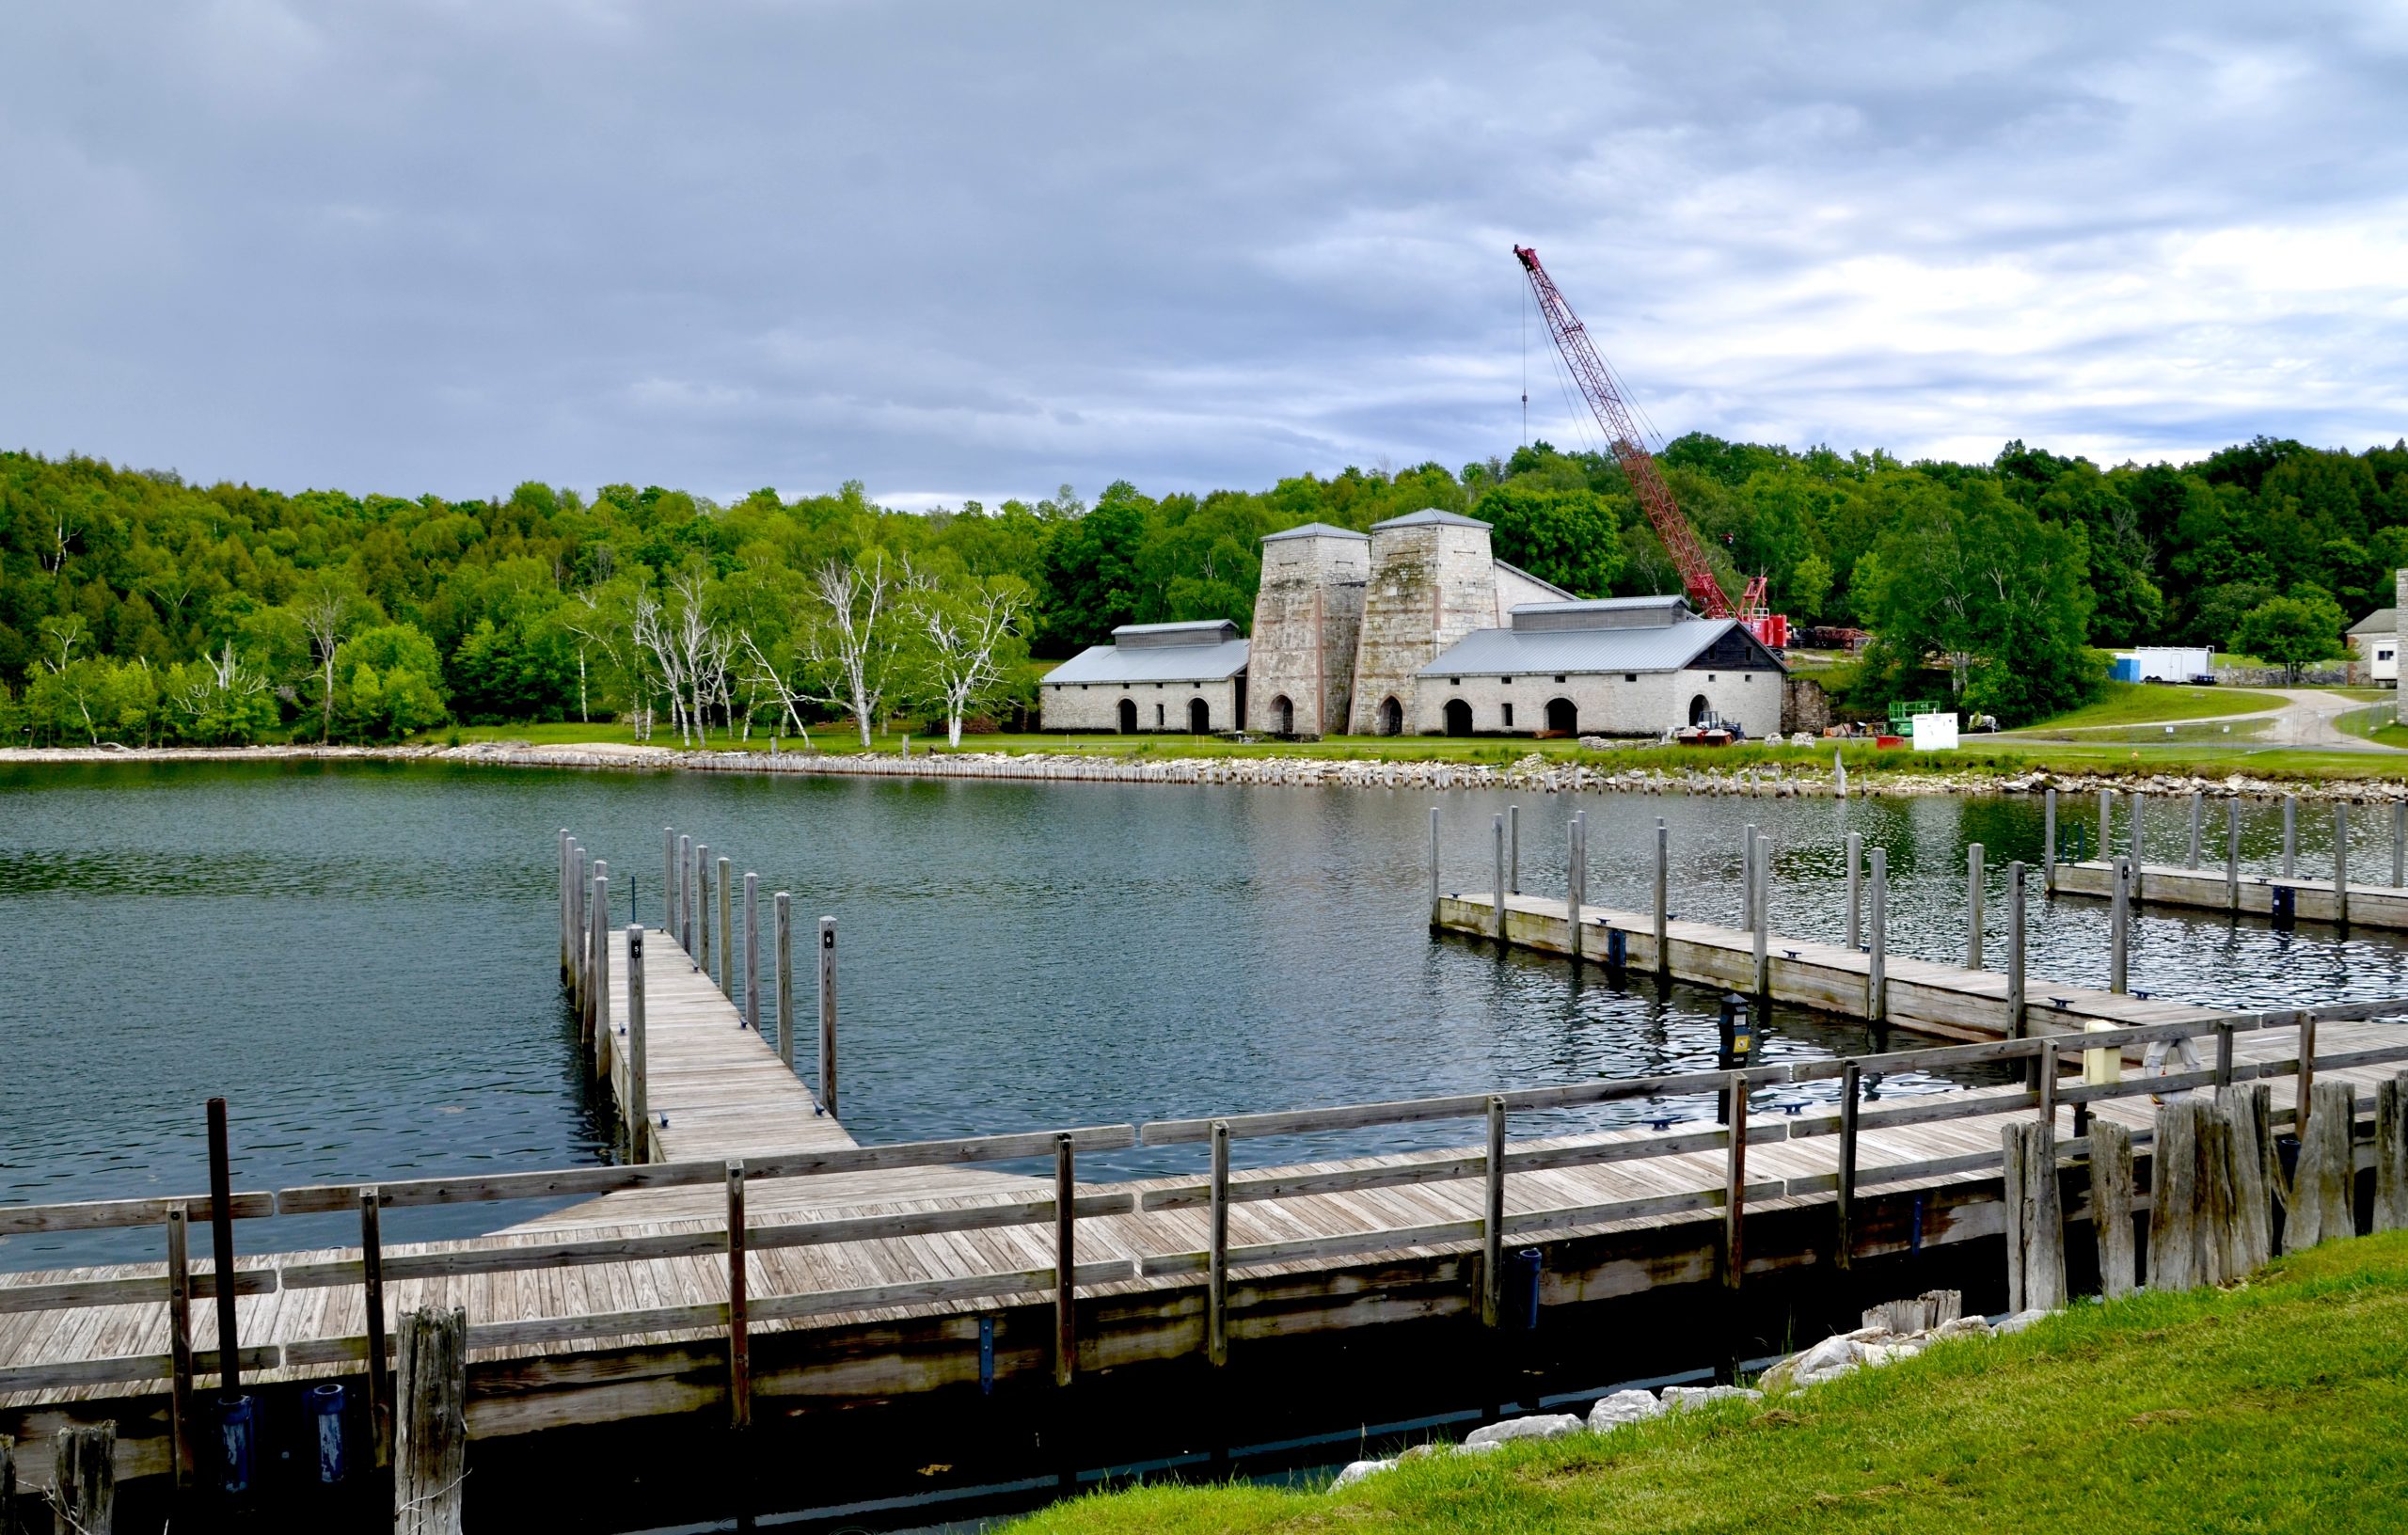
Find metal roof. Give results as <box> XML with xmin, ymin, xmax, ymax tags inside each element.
<box><xmin>2349</xmin><ymin>607</ymin><xmax>2397</xmax><ymax>636</ymax></box>
<box><xmin>1261</xmin><ymin>521</ymin><xmax>1370</xmax><ymax>544</ymax></box>
<box><xmin>1508</xmin><ymin>594</ymin><xmax>1688</xmax><ymax>617</ymax></box>
<box><xmin>1418</xmin><ymin>618</ymin><xmax>1768</xmax><ymax>677</ymax></box>
<box><xmin>1045</xmin><ymin>637</ymin><xmax>1251</xmax><ymax>686</ymax></box>
<box><xmin>1370</xmin><ymin>508</ymin><xmax>1489</xmax><ymax>531</ymax></box>
<box><xmin>1111</xmin><ymin>620</ymin><xmax>1238</xmax><ymax>647</ymax></box>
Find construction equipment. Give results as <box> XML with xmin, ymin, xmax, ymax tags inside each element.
<box><xmin>1513</xmin><ymin>245</ymin><xmax>1789</xmax><ymax>650</ymax></box>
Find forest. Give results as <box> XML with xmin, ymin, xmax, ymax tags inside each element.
<box><xmin>2</xmin><ymin>433</ymin><xmax>2402</xmax><ymax>745</ymax></box>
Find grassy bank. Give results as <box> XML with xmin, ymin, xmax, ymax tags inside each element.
<box><xmin>1012</xmin><ymin>1231</ymin><xmax>2408</xmax><ymax>1534</ymax></box>
<box><xmin>2021</xmin><ymin>680</ymin><xmax>2282</xmax><ymax>730</ymax></box>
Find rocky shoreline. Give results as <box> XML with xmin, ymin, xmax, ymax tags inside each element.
<box><xmin>7</xmin><ymin>739</ymin><xmax>2407</xmax><ymax>801</ymax></box>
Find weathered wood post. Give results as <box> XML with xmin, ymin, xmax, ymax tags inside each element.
<box><xmin>1724</xmin><ymin>1072</ymin><xmax>1749</xmax><ymax>1290</ymax></box>
<box><xmin>626</xmin><ymin>926</ymin><xmax>649</xmax><ymax>1162</ymax></box>
<box><xmin>1507</xmin><ymin>804</ymin><xmax>1519</xmax><ymax>895</ymax></box>
<box><xmin>1481</xmin><ymin>1096</ymin><xmax>1506</xmax><ymax>1327</ymax></box>
<box><xmin>1492</xmin><ymin>814</ymin><xmax>1507</xmax><ymax>943</ymax></box>
<box><xmin>2098</xmin><ymin>788</ymin><xmax>2112</xmax><ymax>863</ymax></box>
<box><xmin>588</xmin><ymin>867</ymin><xmax>610</xmax><ymax>1052</ymax></box>
<box><xmin>53</xmin><ymin>1424</ymin><xmax>114</xmax><ymax>1535</ymax></box>
<box><xmin>1653</xmin><ymin>819</ymin><xmax>1669</xmax><ymax>974</ymax></box>
<box><xmin>1741</xmin><ymin>823</ymin><xmax>1758</xmax><ymax>934</ymax></box>
<box><xmin>2043</xmin><ymin>787</ymin><xmax>2057</xmax><ymax>892</ymax></box>
<box><xmin>726</xmin><ymin>1161</ymin><xmax>750</xmax><ymax>1428</ymax></box>
<box><xmin>570</xmin><ymin>842</ymin><xmax>590</xmax><ymax>1012</ymax></box>
<box><xmin>1208</xmin><ymin>1120</ymin><xmax>1231</xmax><ymax>1367</ymax></box>
<box><xmin>2148</xmin><ymin>1101</ymin><xmax>2197</xmax><ymax>1290</ymax></box>
<box><xmin>694</xmin><ymin>843</ymin><xmax>711</xmax><ymax>972</ymax></box>
<box><xmin>559</xmin><ymin>829</ymin><xmax>573</xmax><ymax>979</ymax></box>
<box><xmin>1835</xmin><ymin>1060</ymin><xmax>1861</xmax><ymax>1270</ymax></box>
<box><xmin>2282</xmin><ymin>795</ymin><xmax>2297</xmax><ymax>877</ymax></box>
<box><xmin>717</xmin><ymin>855</ymin><xmax>734</xmax><ymax>995</ymax></box>
<box><xmin>2226</xmin><ymin>801</ymin><xmax>2242</xmax><ymax>912</ymax></box>
<box><xmin>2334</xmin><ymin>801</ymin><xmax>2350</xmax><ymax>927</ymax></box>
<box><xmin>1751</xmin><ymin>837</ymin><xmax>1771</xmax><ymax>995</ymax></box>
<box><xmin>2109</xmin><ymin>856</ymin><xmax>2131</xmax><ymax>994</ymax></box>
<box><xmin>743</xmin><ymin>872</ymin><xmax>760</xmax><ymax>1031</ymax></box>
<box><xmin>2289</xmin><ymin>1081</ymin><xmax>2358</xmax><ymax>1248</ymax></box>
<box><xmin>2374</xmin><ymin>1072</ymin><xmax>2408</xmax><ymax>1233</ymax></box>
<box><xmin>1966</xmin><ymin>842</ymin><xmax>1986</xmax><ymax>969</ymax></box>
<box><xmin>205</xmin><ymin>1097</ymin><xmax>239</xmax><ymax>1395</ymax></box>
<box><xmin>2128</xmin><ymin>791</ymin><xmax>2145</xmax><ymax>899</ymax></box>
<box><xmin>394</xmin><ymin>1306</ymin><xmax>467</xmax><ymax>1535</ymax></box>
<box><xmin>677</xmin><ymin>834</ymin><xmax>693</xmax><ymax>954</ymax></box>
<box><xmin>1428</xmin><ymin>807</ymin><xmax>1441</xmax><ymax>928</ymax></box>
<box><xmin>2395</xmin><ymin>802</ymin><xmax>2406</xmax><ymax>890</ymax></box>
<box><xmin>2007</xmin><ymin>861</ymin><xmax>2027</xmax><ymax>1037</ymax></box>
<box><xmin>774</xmin><ymin>894</ymin><xmax>795</xmax><ymax>1072</ymax></box>
<box><xmin>359</xmin><ymin>1187</ymin><xmax>388</xmax><ymax>1466</ymax></box>
<box><xmin>2002</xmin><ymin>1120</ymin><xmax>2066</xmax><ymax>1310</ymax></box>
<box><xmin>1846</xmin><ymin>831</ymin><xmax>1862</xmax><ymax>949</ymax></box>
<box><xmin>817</xmin><ymin>917</ymin><xmax>839</xmax><ymax>1117</ymax></box>
<box><xmin>2187</xmin><ymin>792</ymin><xmax>2204</xmax><ymax>868</ymax></box>
<box><xmin>664</xmin><ymin>827</ymin><xmax>677</xmax><ymax>936</ymax></box>
<box><xmin>166</xmin><ymin>1202</ymin><xmax>195</xmax><ymax>1484</ymax></box>
<box><xmin>1054</xmin><ymin>1135</ymin><xmax>1077</xmax><ymax>1386</ymax></box>
<box><xmin>2092</xmin><ymin>1118</ymin><xmax>2136</xmax><ymax>1299</ymax></box>
<box><xmin>0</xmin><ymin>1435</ymin><xmax>12</xmax><ymax>1535</ymax></box>
<box><xmin>2216</xmin><ymin>1084</ymin><xmax>2274</xmax><ymax>1270</ymax></box>
<box><xmin>1868</xmin><ymin>847</ymin><xmax>1888</xmax><ymax>1022</ymax></box>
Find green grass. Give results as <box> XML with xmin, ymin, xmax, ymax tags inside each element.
<box><xmin>2017</xmin><ymin>681</ymin><xmax>2282</xmax><ymax>733</ymax></box>
<box><xmin>1011</xmin><ymin>1231</ymin><xmax>2408</xmax><ymax>1535</ymax></box>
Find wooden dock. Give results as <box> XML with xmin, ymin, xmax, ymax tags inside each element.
<box><xmin>2053</xmin><ymin>858</ymin><xmax>2408</xmax><ymax>929</ymax></box>
<box><xmin>6</xmin><ymin>835</ymin><xmax>2408</xmax><ymax>1511</ymax></box>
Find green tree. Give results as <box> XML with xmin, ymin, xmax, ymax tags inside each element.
<box><xmin>2233</xmin><ymin>589</ymin><xmax>2350</xmax><ymax>683</ymax></box>
<box><xmin>333</xmin><ymin>623</ymin><xmax>449</xmax><ymax>740</ymax></box>
<box><xmin>1473</xmin><ymin>483</ymin><xmax>1623</xmax><ymax>596</ymax></box>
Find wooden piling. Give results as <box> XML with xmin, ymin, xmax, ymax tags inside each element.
<box><xmin>2091</xmin><ymin>1119</ymin><xmax>2136</xmax><ymax>1299</ymax></box>
<box><xmin>1868</xmin><ymin>847</ymin><xmax>1888</xmax><ymax>1021</ymax></box>
<box><xmin>394</xmin><ymin>1306</ymin><xmax>468</xmax><ymax>1535</ymax></box>
<box><xmin>1835</xmin><ymin>1061</ymin><xmax>1860</xmax><ymax>1270</ymax></box>
<box><xmin>2043</xmin><ymin>788</ymin><xmax>2056</xmax><ymax>892</ymax></box>
<box><xmin>2196</xmin><ymin>1100</ymin><xmax>2239</xmax><ymax>1286</ymax></box>
<box><xmin>2395</xmin><ymin>803</ymin><xmax>2405</xmax><ymax>890</ymax></box>
<box><xmin>1428</xmin><ymin>807</ymin><xmax>1440</xmax><ymax>927</ymax></box>
<box><xmin>2289</xmin><ymin>1081</ymin><xmax>2357</xmax><ymax>1249</ymax></box>
<box><xmin>1741</xmin><ymin>823</ymin><xmax>1757</xmax><ymax>934</ymax></box>
<box><xmin>2226</xmin><ymin>801</ymin><xmax>2241</xmax><ymax>912</ymax></box>
<box><xmin>570</xmin><ymin>842</ymin><xmax>590</xmax><ymax>1012</ymax></box>
<box><xmin>1507</xmin><ymin>804</ymin><xmax>1519</xmax><ymax>895</ymax></box>
<box><xmin>1966</xmin><ymin>842</ymin><xmax>1985</xmax><ymax>969</ymax></box>
<box><xmin>694</xmin><ymin>844</ymin><xmax>711</xmax><ymax>973</ymax></box>
<box><xmin>166</xmin><ymin>1203</ymin><xmax>194</xmax><ymax>1486</ymax></box>
<box><xmin>726</xmin><ymin>1161</ymin><xmax>750</xmax><ymax>1429</ymax></box>
<box><xmin>1567</xmin><ymin>811</ymin><xmax>1587</xmax><ymax>955</ymax></box>
<box><xmin>2374</xmin><ymin>1072</ymin><xmax>2408</xmax><ymax>1233</ymax></box>
<box><xmin>2283</xmin><ymin>795</ymin><xmax>2297</xmax><ymax>878</ymax></box>
<box><xmin>2299</xmin><ymin>1012</ymin><xmax>2318</xmax><ymax>1107</ymax></box>
<box><xmin>1724</xmin><ymin>1073</ymin><xmax>1748</xmax><ymax>1290</ymax></box>
<box><xmin>664</xmin><ymin>827</ymin><xmax>677</xmax><ymax>936</ymax></box>
<box><xmin>2335</xmin><ymin>802</ymin><xmax>2350</xmax><ymax>927</ymax></box>
<box><xmin>1491</xmin><ymin>815</ymin><xmax>1507</xmax><ymax>943</ymax></box>
<box><xmin>774</xmin><ymin>894</ymin><xmax>794</xmax><ymax>1072</ymax></box>
<box><xmin>627</xmin><ymin>926</ymin><xmax>649</xmax><ymax>1163</ymax></box>
<box><xmin>1481</xmin><ymin>1096</ymin><xmax>1506</xmax><ymax>1326</ymax></box>
<box><xmin>361</xmin><ymin>1187</ymin><xmax>389</xmax><ymax>1466</ymax></box>
<box><xmin>1208</xmin><ymin>1120</ymin><xmax>1230</xmax><ymax>1367</ymax></box>
<box><xmin>2215</xmin><ymin>1084</ymin><xmax>2273</xmax><ymax>1272</ymax></box>
<box><xmin>53</xmin><ymin>1424</ymin><xmax>114</xmax><ymax>1535</ymax></box>
<box><xmin>2187</xmin><ymin>792</ymin><xmax>2203</xmax><ymax>868</ymax></box>
<box><xmin>1653</xmin><ymin>819</ymin><xmax>1669</xmax><ymax>973</ymax></box>
<box><xmin>677</xmin><ymin>834</ymin><xmax>692</xmax><ymax>954</ymax></box>
<box><xmin>2003</xmin><ymin>1120</ymin><xmax>2065</xmax><ymax>1310</ymax></box>
<box><xmin>2109</xmin><ymin>856</ymin><xmax>2130</xmax><ymax>994</ymax></box>
<box><xmin>2007</xmin><ymin>862</ymin><xmax>2027</xmax><ymax>1037</ymax></box>
<box><xmin>2037</xmin><ymin>1037</ymin><xmax>2059</xmax><ymax>1129</ymax></box>
<box><xmin>559</xmin><ymin>829</ymin><xmax>573</xmax><ymax>979</ymax></box>
<box><xmin>1054</xmin><ymin>1136</ymin><xmax>1077</xmax><ymax>1386</ymax></box>
<box><xmin>588</xmin><ymin>867</ymin><xmax>610</xmax><ymax>1054</ymax></box>
<box><xmin>2128</xmin><ymin>792</ymin><xmax>2144</xmax><ymax>896</ymax></box>
<box><xmin>1846</xmin><ymin>831</ymin><xmax>1862</xmax><ymax>949</ymax></box>
<box><xmin>0</xmin><ymin>1436</ymin><xmax>12</xmax><ymax>1535</ymax></box>
<box><xmin>1751</xmin><ymin>837</ymin><xmax>1770</xmax><ymax>995</ymax></box>
<box><xmin>205</xmin><ymin>1097</ymin><xmax>239</xmax><ymax>1395</ymax></box>
<box><xmin>743</xmin><ymin>872</ymin><xmax>760</xmax><ymax>1031</ymax></box>
<box><xmin>717</xmin><ymin>856</ymin><xmax>733</xmax><ymax>995</ymax></box>
<box><xmin>2098</xmin><ymin>788</ymin><xmax>2111</xmax><ymax>865</ymax></box>
<box><xmin>2147</xmin><ymin>1100</ymin><xmax>2195</xmax><ymax>1290</ymax></box>
<box><xmin>818</xmin><ymin>917</ymin><xmax>839</xmax><ymax>1117</ymax></box>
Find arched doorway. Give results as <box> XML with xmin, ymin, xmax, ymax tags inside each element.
<box><xmin>1272</xmin><ymin>695</ymin><xmax>1293</xmax><ymax>735</ymax></box>
<box><xmin>1189</xmin><ymin>698</ymin><xmax>1211</xmax><ymax>733</ymax></box>
<box><xmin>1443</xmin><ymin>699</ymin><xmax>1473</xmax><ymax>736</ymax></box>
<box><xmin>1118</xmin><ymin>698</ymin><xmax>1138</xmax><ymax>733</ymax></box>
<box><xmin>1378</xmin><ymin>696</ymin><xmax>1403</xmax><ymax>736</ymax></box>
<box><xmin>1545</xmin><ymin>697</ymin><xmax>1576</xmax><ymax>734</ymax></box>
<box><xmin>1688</xmin><ymin>693</ymin><xmax>1711</xmax><ymax>726</ymax></box>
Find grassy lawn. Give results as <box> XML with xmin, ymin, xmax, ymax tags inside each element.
<box><xmin>1010</xmin><ymin>1231</ymin><xmax>2408</xmax><ymax>1535</ymax></box>
<box><xmin>2016</xmin><ymin>681</ymin><xmax>2282</xmax><ymax>732</ymax></box>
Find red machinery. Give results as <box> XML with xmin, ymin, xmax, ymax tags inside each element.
<box><xmin>1513</xmin><ymin>245</ymin><xmax>1788</xmax><ymax>650</ymax></box>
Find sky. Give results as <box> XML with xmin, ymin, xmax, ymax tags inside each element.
<box><xmin>3</xmin><ymin>2</ymin><xmax>2405</xmax><ymax>511</ymax></box>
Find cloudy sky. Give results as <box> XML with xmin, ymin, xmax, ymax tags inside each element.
<box><xmin>4</xmin><ymin>3</ymin><xmax>2404</xmax><ymax>509</ymax></box>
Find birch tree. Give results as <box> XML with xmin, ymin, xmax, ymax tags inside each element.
<box><xmin>789</xmin><ymin>553</ymin><xmax>908</xmax><ymax>751</ymax></box>
<box><xmin>293</xmin><ymin>573</ymin><xmax>372</xmax><ymax>744</ymax></box>
<box><xmin>629</xmin><ymin>569</ymin><xmax>737</xmax><ymax>746</ymax></box>
<box><xmin>909</xmin><ymin>572</ymin><xmax>1029</xmax><ymax>747</ymax></box>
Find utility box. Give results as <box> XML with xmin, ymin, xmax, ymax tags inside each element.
<box><xmin>1910</xmin><ymin>712</ymin><xmax>1959</xmax><ymax>751</ymax></box>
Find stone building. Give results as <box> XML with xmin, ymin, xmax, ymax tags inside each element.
<box><xmin>1340</xmin><ymin>509</ymin><xmax>1573</xmax><ymax>736</ymax></box>
<box><xmin>1038</xmin><ymin>621</ymin><xmax>1249</xmax><ymax>733</ymax></box>
<box><xmin>1414</xmin><ymin>595</ymin><xmax>1784</xmax><ymax>738</ymax></box>
<box><xmin>1244</xmin><ymin>523</ymin><xmax>1369</xmax><ymax>736</ymax></box>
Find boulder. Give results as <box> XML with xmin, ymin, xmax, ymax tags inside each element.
<box><xmin>1994</xmin><ymin>1308</ymin><xmax>2053</xmax><ymax>1335</ymax></box>
<box><xmin>1929</xmin><ymin>1315</ymin><xmax>1995</xmax><ymax>1342</ymax></box>
<box><xmin>1332</xmin><ymin>1458</ymin><xmax>1395</xmax><ymax>1489</ymax></box>
<box><xmin>1465</xmin><ymin>1413</ymin><xmax>1584</xmax><ymax>1448</ymax></box>
<box><xmin>1586</xmin><ymin>1389</ymin><xmax>1667</xmax><ymax>1431</ymax></box>
<box><xmin>1661</xmin><ymin>1385</ymin><xmax>1762</xmax><ymax>1411</ymax></box>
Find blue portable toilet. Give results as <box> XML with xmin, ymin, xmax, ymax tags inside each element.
<box><xmin>2110</xmin><ymin>656</ymin><xmax>2142</xmax><ymax>683</ymax></box>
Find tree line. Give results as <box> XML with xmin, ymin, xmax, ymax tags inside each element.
<box><xmin>2</xmin><ymin>433</ymin><xmax>2401</xmax><ymax>745</ymax></box>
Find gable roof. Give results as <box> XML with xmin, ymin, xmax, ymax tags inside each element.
<box><xmin>1493</xmin><ymin>560</ymin><xmax>1576</xmax><ymax>602</ymax></box>
<box><xmin>1370</xmin><ymin>508</ymin><xmax>1489</xmax><ymax>532</ymax></box>
<box><xmin>1045</xmin><ymin>636</ymin><xmax>1250</xmax><ymax>686</ymax></box>
<box><xmin>1261</xmin><ymin>521</ymin><xmax>1370</xmax><ymax>544</ymax></box>
<box><xmin>1418</xmin><ymin>617</ymin><xmax>1783</xmax><ymax>678</ymax></box>
<box><xmin>2349</xmin><ymin>607</ymin><xmax>2398</xmax><ymax>636</ymax></box>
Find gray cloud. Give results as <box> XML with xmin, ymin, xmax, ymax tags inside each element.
<box><xmin>3</xmin><ymin>2</ymin><xmax>2403</xmax><ymax>507</ymax></box>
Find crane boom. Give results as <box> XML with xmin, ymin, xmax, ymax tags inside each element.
<box><xmin>1513</xmin><ymin>245</ymin><xmax>1784</xmax><ymax>646</ymax></box>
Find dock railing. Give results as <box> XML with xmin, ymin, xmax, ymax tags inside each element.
<box><xmin>7</xmin><ymin>1000</ymin><xmax>2408</xmax><ymax>1475</ymax></box>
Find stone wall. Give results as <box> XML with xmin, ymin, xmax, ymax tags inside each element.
<box><xmin>1411</xmin><ymin>668</ymin><xmax>1782</xmax><ymax>739</ymax></box>
<box><xmin>1039</xmin><ymin>676</ymin><xmax>1243</xmax><ymax>732</ymax></box>
<box><xmin>1245</xmin><ymin>533</ymin><xmax>1369</xmax><ymax>735</ymax></box>
<box><xmin>1782</xmin><ymin>674</ymin><xmax>1832</xmax><ymax>735</ymax></box>
<box><xmin>1347</xmin><ymin>521</ymin><xmax>1499</xmax><ymax>734</ymax></box>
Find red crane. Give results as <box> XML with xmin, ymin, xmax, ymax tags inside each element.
<box><xmin>1513</xmin><ymin>245</ymin><xmax>1787</xmax><ymax>650</ymax></box>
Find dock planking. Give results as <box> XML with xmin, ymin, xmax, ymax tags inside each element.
<box><xmin>5</xmin><ymin>870</ymin><xmax>2407</xmax><ymax>1493</ymax></box>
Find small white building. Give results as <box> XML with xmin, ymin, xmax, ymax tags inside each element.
<box><xmin>2348</xmin><ymin>607</ymin><xmax>2398</xmax><ymax>684</ymax></box>
<box><xmin>1038</xmin><ymin>621</ymin><xmax>1250</xmax><ymax>733</ymax></box>
<box><xmin>1413</xmin><ymin>595</ymin><xmax>1784</xmax><ymax>738</ymax></box>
